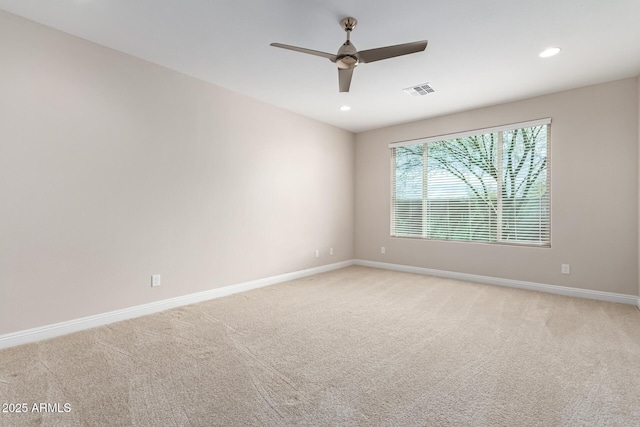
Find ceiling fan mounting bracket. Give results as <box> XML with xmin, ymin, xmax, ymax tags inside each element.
<box><xmin>340</xmin><ymin>17</ymin><xmax>357</xmax><ymax>33</ymax></box>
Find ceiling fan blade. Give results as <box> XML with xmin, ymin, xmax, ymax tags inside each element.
<box><xmin>338</xmin><ymin>68</ymin><xmax>354</xmax><ymax>93</ymax></box>
<box><xmin>270</xmin><ymin>43</ymin><xmax>337</xmax><ymax>62</ymax></box>
<box><xmin>358</xmin><ymin>40</ymin><xmax>428</xmax><ymax>63</ymax></box>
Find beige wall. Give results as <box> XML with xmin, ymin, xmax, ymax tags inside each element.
<box><xmin>355</xmin><ymin>78</ymin><xmax>639</xmax><ymax>296</ymax></box>
<box><xmin>0</xmin><ymin>11</ymin><xmax>355</xmax><ymax>335</ymax></box>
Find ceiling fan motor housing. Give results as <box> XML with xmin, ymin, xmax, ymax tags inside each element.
<box><xmin>336</xmin><ymin>41</ymin><xmax>359</xmax><ymax>69</ymax></box>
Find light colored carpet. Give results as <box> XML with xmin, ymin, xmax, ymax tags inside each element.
<box><xmin>1</xmin><ymin>266</ymin><xmax>639</xmax><ymax>426</ymax></box>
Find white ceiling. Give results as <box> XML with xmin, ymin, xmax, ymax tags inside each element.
<box><xmin>1</xmin><ymin>0</ymin><xmax>639</xmax><ymax>133</ymax></box>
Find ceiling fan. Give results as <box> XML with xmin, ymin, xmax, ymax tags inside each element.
<box><xmin>270</xmin><ymin>17</ymin><xmax>428</xmax><ymax>93</ymax></box>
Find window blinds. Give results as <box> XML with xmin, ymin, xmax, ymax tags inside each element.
<box><xmin>391</xmin><ymin>119</ymin><xmax>550</xmax><ymax>246</ymax></box>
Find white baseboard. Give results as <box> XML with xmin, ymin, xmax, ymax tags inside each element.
<box><xmin>354</xmin><ymin>259</ymin><xmax>638</xmax><ymax>306</ymax></box>
<box><xmin>0</xmin><ymin>260</ymin><xmax>354</xmax><ymax>350</ymax></box>
<box><xmin>2</xmin><ymin>258</ymin><xmax>636</xmax><ymax>350</ymax></box>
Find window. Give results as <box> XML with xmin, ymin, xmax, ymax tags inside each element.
<box><xmin>391</xmin><ymin>119</ymin><xmax>550</xmax><ymax>246</ymax></box>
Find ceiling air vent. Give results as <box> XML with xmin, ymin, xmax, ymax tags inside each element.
<box><xmin>403</xmin><ymin>83</ymin><xmax>435</xmax><ymax>96</ymax></box>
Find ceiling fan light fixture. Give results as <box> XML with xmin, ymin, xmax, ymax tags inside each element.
<box><xmin>336</xmin><ymin>55</ymin><xmax>359</xmax><ymax>69</ymax></box>
<box><xmin>539</xmin><ymin>47</ymin><xmax>561</xmax><ymax>58</ymax></box>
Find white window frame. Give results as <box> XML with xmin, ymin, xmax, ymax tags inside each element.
<box><xmin>390</xmin><ymin>118</ymin><xmax>551</xmax><ymax>247</ymax></box>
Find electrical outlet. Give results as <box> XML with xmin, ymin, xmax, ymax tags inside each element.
<box><xmin>381</xmin><ymin>246</ymin><xmax>386</xmax><ymax>254</ymax></box>
<box><xmin>151</xmin><ymin>274</ymin><xmax>161</xmax><ymax>287</ymax></box>
<box><xmin>561</xmin><ymin>264</ymin><xmax>570</xmax><ymax>275</ymax></box>
<box><xmin>315</xmin><ymin>249</ymin><xmax>320</xmax><ymax>258</ymax></box>
<box><xmin>329</xmin><ymin>247</ymin><xmax>334</xmax><ymax>256</ymax></box>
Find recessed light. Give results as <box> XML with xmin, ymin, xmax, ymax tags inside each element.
<box><xmin>340</xmin><ymin>105</ymin><xmax>351</xmax><ymax>111</ymax></box>
<box><xmin>539</xmin><ymin>47</ymin><xmax>561</xmax><ymax>58</ymax></box>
